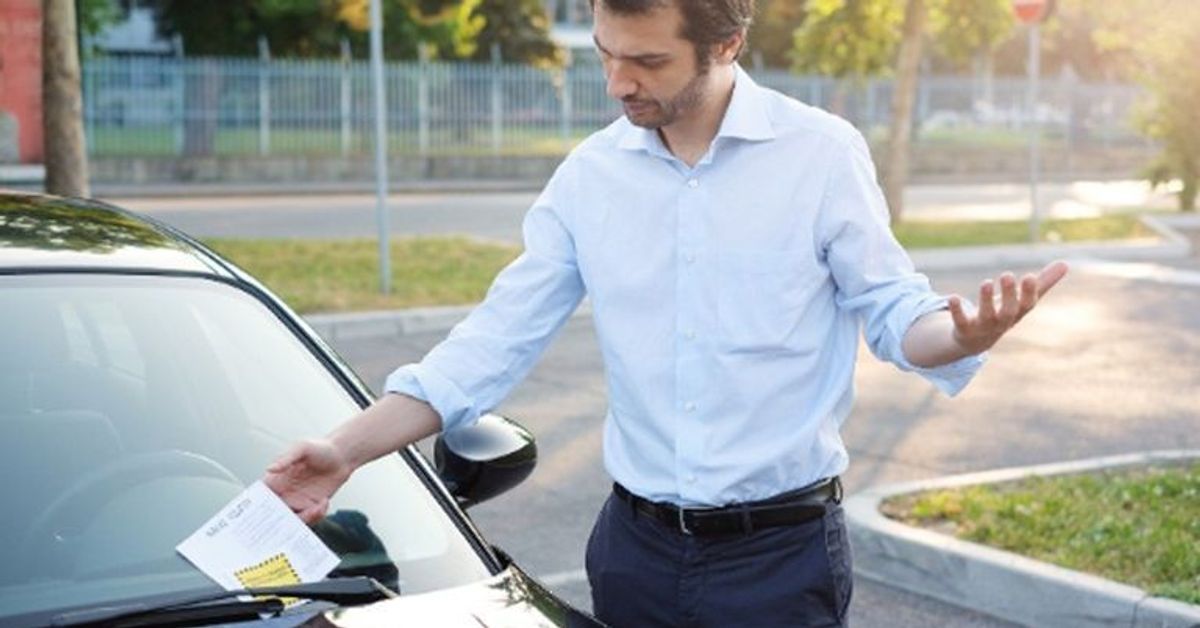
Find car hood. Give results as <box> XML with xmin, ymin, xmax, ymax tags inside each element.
<box><xmin>299</xmin><ymin>565</ymin><xmax>603</xmax><ymax>628</ymax></box>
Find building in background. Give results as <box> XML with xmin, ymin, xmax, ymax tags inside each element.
<box><xmin>0</xmin><ymin>0</ymin><xmax>43</xmax><ymax>164</ymax></box>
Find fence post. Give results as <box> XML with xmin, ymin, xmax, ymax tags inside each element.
<box><xmin>1061</xmin><ymin>65</ymin><xmax>1077</xmax><ymax>177</ymax></box>
<box><xmin>340</xmin><ymin>38</ymin><xmax>352</xmax><ymax>156</ymax></box>
<box><xmin>560</xmin><ymin>49</ymin><xmax>574</xmax><ymax>150</ymax></box>
<box><xmin>491</xmin><ymin>44</ymin><xmax>503</xmax><ymax>155</ymax></box>
<box><xmin>258</xmin><ymin>36</ymin><xmax>271</xmax><ymax>156</ymax></box>
<box><xmin>418</xmin><ymin>43</ymin><xmax>430</xmax><ymax>156</ymax></box>
<box><xmin>173</xmin><ymin>34</ymin><xmax>185</xmax><ymax>156</ymax></box>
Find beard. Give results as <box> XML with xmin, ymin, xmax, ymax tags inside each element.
<box><xmin>622</xmin><ymin>67</ymin><xmax>709</xmax><ymax>129</ymax></box>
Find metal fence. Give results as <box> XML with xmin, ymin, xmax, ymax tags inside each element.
<box><xmin>82</xmin><ymin>55</ymin><xmax>1150</xmax><ymax>158</ymax></box>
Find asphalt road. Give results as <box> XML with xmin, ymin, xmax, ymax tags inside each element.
<box><xmin>324</xmin><ymin>264</ymin><xmax>1200</xmax><ymax>626</ymax></box>
<box><xmin>106</xmin><ymin>179</ymin><xmax>1177</xmax><ymax>243</ymax></box>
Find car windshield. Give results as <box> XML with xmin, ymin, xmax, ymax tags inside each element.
<box><xmin>0</xmin><ymin>273</ymin><xmax>489</xmax><ymax>624</ymax></box>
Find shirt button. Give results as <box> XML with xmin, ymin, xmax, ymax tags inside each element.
<box><xmin>686</xmin><ymin>475</ymin><xmax>697</xmax><ymax>484</ymax></box>
<box><xmin>684</xmin><ymin>254</ymin><xmax>695</xmax><ymax>264</ymax></box>
<box><xmin>684</xmin><ymin>330</ymin><xmax>696</xmax><ymax>340</ymax></box>
<box><xmin>687</xmin><ymin>178</ymin><xmax>699</xmax><ymax>188</ymax></box>
<box><xmin>684</xmin><ymin>402</ymin><xmax>696</xmax><ymax>412</ymax></box>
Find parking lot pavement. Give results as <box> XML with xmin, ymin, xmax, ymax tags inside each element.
<box><xmin>327</xmin><ymin>263</ymin><xmax>1198</xmax><ymax>625</ymax></box>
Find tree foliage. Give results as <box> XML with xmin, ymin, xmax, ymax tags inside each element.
<box><xmin>146</xmin><ymin>0</ymin><xmax>484</xmax><ymax>60</ymax></box>
<box><xmin>791</xmin><ymin>0</ymin><xmax>902</xmax><ymax>83</ymax></box>
<box><xmin>468</xmin><ymin>0</ymin><xmax>563</xmax><ymax>67</ymax></box>
<box><xmin>747</xmin><ymin>0</ymin><xmax>808</xmax><ymax>68</ymax></box>
<box><xmin>927</xmin><ymin>0</ymin><xmax>1012</xmax><ymax>69</ymax></box>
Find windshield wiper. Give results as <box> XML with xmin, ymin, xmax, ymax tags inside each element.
<box><xmin>48</xmin><ymin>576</ymin><xmax>397</xmax><ymax>628</ymax></box>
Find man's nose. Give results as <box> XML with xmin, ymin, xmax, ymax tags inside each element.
<box><xmin>605</xmin><ymin>63</ymin><xmax>637</xmax><ymax>100</ymax></box>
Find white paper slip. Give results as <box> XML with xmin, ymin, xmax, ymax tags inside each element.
<box><xmin>177</xmin><ymin>480</ymin><xmax>340</xmax><ymax>596</ymax></box>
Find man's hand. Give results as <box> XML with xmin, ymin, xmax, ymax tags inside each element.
<box><xmin>261</xmin><ymin>394</ymin><xmax>443</xmax><ymax>525</ymax></box>
<box><xmin>265</xmin><ymin>439</ymin><xmax>353</xmax><ymax>525</ymax></box>
<box><xmin>948</xmin><ymin>260</ymin><xmax>1070</xmax><ymax>355</ymax></box>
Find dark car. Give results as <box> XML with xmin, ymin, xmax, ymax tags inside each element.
<box><xmin>0</xmin><ymin>192</ymin><xmax>604</xmax><ymax>627</ymax></box>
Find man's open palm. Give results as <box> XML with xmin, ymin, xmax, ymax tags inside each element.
<box><xmin>948</xmin><ymin>260</ymin><xmax>1069</xmax><ymax>355</ymax></box>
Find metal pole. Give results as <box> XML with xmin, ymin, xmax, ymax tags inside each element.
<box><xmin>341</xmin><ymin>38</ymin><xmax>352</xmax><ymax>156</ymax></box>
<box><xmin>370</xmin><ymin>0</ymin><xmax>391</xmax><ymax>294</ymax></box>
<box><xmin>1027</xmin><ymin>22</ymin><xmax>1041</xmax><ymax>243</ymax></box>
<box><xmin>418</xmin><ymin>44</ymin><xmax>430</xmax><ymax>156</ymax></box>
<box><xmin>258</xmin><ymin>36</ymin><xmax>270</xmax><ymax>156</ymax></box>
<box><xmin>491</xmin><ymin>43</ymin><xmax>502</xmax><ymax>155</ymax></box>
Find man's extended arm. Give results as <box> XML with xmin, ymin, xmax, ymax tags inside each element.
<box><xmin>903</xmin><ymin>261</ymin><xmax>1069</xmax><ymax>369</ymax></box>
<box><xmin>265</xmin><ymin>394</ymin><xmax>441</xmax><ymax>524</ymax></box>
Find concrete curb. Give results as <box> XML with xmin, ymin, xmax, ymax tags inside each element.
<box><xmin>844</xmin><ymin>451</ymin><xmax>1200</xmax><ymax>628</ymax></box>
<box><xmin>909</xmin><ymin>214</ymin><xmax>1193</xmax><ymax>271</ymax></box>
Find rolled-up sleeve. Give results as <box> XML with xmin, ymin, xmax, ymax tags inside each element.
<box><xmin>384</xmin><ymin>164</ymin><xmax>586</xmax><ymax>431</ymax></box>
<box><xmin>815</xmin><ymin>131</ymin><xmax>983</xmax><ymax>396</ymax></box>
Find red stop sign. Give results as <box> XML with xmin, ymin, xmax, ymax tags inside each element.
<box><xmin>1012</xmin><ymin>0</ymin><xmax>1048</xmax><ymax>23</ymax></box>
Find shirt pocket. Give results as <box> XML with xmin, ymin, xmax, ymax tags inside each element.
<box><xmin>716</xmin><ymin>248</ymin><xmax>826</xmax><ymax>354</ymax></box>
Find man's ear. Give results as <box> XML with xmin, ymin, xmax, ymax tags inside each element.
<box><xmin>716</xmin><ymin>31</ymin><xmax>747</xmax><ymax>64</ymax></box>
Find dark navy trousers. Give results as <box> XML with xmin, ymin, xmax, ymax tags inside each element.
<box><xmin>585</xmin><ymin>492</ymin><xmax>853</xmax><ymax>628</ymax></box>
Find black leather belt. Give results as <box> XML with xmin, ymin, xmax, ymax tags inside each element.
<box><xmin>612</xmin><ymin>477</ymin><xmax>842</xmax><ymax>537</ymax></box>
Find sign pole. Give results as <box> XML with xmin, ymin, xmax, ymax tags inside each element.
<box><xmin>369</xmin><ymin>0</ymin><xmax>391</xmax><ymax>294</ymax></box>
<box><xmin>1027</xmin><ymin>21</ymin><xmax>1041</xmax><ymax>243</ymax></box>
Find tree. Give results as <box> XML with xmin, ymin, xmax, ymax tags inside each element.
<box><xmin>468</xmin><ymin>0</ymin><xmax>562</xmax><ymax>67</ymax></box>
<box><xmin>43</xmin><ymin>0</ymin><xmax>89</xmax><ymax>196</ymax></box>
<box><xmin>881</xmin><ymin>0</ymin><xmax>926</xmax><ymax>221</ymax></box>
<box><xmin>791</xmin><ymin>0</ymin><xmax>902</xmax><ymax>115</ymax></box>
<box><xmin>747</xmin><ymin>0</ymin><xmax>808</xmax><ymax>68</ymax></box>
<box><xmin>883</xmin><ymin>0</ymin><xmax>1013</xmax><ymax>220</ymax></box>
<box><xmin>148</xmin><ymin>0</ymin><xmax>482</xmax><ymax>60</ymax></box>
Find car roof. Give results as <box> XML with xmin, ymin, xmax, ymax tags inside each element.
<box><xmin>0</xmin><ymin>191</ymin><xmax>232</xmax><ymax>277</ymax></box>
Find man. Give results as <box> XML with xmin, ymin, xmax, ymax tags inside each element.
<box><xmin>265</xmin><ymin>1</ymin><xmax>1069</xmax><ymax>626</ymax></box>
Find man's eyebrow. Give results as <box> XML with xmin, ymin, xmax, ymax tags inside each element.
<box><xmin>592</xmin><ymin>36</ymin><xmax>672</xmax><ymax>62</ymax></box>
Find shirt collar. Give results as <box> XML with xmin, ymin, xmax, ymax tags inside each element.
<box><xmin>616</xmin><ymin>63</ymin><xmax>776</xmax><ymax>155</ymax></box>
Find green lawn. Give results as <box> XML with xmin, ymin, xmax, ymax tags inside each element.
<box><xmin>892</xmin><ymin>214</ymin><xmax>1153</xmax><ymax>248</ymax></box>
<box><xmin>89</xmin><ymin>127</ymin><xmax>589</xmax><ymax>157</ymax></box>
<box><xmin>882</xmin><ymin>464</ymin><xmax>1200</xmax><ymax>604</ymax></box>
<box><xmin>202</xmin><ymin>214</ymin><xmax>1152</xmax><ymax>314</ymax></box>
<box><xmin>203</xmin><ymin>236</ymin><xmax>520</xmax><ymax>314</ymax></box>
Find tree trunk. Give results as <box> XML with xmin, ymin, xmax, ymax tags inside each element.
<box><xmin>42</xmin><ymin>0</ymin><xmax>89</xmax><ymax>197</ymax></box>
<box><xmin>882</xmin><ymin>0</ymin><xmax>927</xmax><ymax>223</ymax></box>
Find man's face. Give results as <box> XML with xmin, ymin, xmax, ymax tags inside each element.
<box><xmin>592</xmin><ymin>1</ymin><xmax>709</xmax><ymax>129</ymax></box>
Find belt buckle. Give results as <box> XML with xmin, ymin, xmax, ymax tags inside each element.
<box><xmin>677</xmin><ymin>508</ymin><xmax>694</xmax><ymax>536</ymax></box>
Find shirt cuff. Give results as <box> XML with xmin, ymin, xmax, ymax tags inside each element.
<box><xmin>892</xmin><ymin>296</ymin><xmax>987</xmax><ymax>397</ymax></box>
<box><xmin>383</xmin><ymin>364</ymin><xmax>477</xmax><ymax>432</ymax></box>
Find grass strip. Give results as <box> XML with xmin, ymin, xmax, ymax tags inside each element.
<box><xmin>204</xmin><ymin>236</ymin><xmax>520</xmax><ymax>314</ymax></box>
<box><xmin>891</xmin><ymin>214</ymin><xmax>1153</xmax><ymax>249</ymax></box>
<box><xmin>203</xmin><ymin>215</ymin><xmax>1153</xmax><ymax>314</ymax></box>
<box><xmin>881</xmin><ymin>464</ymin><xmax>1200</xmax><ymax>604</ymax></box>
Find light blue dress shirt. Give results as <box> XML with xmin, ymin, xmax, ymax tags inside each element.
<box><xmin>386</xmin><ymin>65</ymin><xmax>984</xmax><ymax>507</ymax></box>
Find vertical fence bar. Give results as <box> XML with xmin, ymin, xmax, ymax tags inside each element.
<box><xmin>340</xmin><ymin>38</ymin><xmax>352</xmax><ymax>156</ymax></box>
<box><xmin>418</xmin><ymin>45</ymin><xmax>430</xmax><ymax>156</ymax></box>
<box><xmin>258</xmin><ymin>37</ymin><xmax>271</xmax><ymax>155</ymax></box>
<box><xmin>173</xmin><ymin>35</ymin><xmax>185</xmax><ymax>156</ymax></box>
<box><xmin>560</xmin><ymin>50</ymin><xmax>573</xmax><ymax>149</ymax></box>
<box><xmin>491</xmin><ymin>44</ymin><xmax>502</xmax><ymax>155</ymax></box>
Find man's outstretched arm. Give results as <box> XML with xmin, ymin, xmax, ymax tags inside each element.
<box><xmin>264</xmin><ymin>394</ymin><xmax>441</xmax><ymax>524</ymax></box>
<box><xmin>903</xmin><ymin>260</ymin><xmax>1070</xmax><ymax>368</ymax></box>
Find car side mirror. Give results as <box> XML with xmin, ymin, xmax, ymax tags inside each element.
<box><xmin>434</xmin><ymin>414</ymin><xmax>536</xmax><ymax>509</ymax></box>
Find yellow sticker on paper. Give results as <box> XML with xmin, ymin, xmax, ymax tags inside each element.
<box><xmin>234</xmin><ymin>553</ymin><xmax>302</xmax><ymax>607</ymax></box>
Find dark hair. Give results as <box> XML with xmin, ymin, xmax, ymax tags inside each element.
<box><xmin>591</xmin><ymin>0</ymin><xmax>755</xmax><ymax>65</ymax></box>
